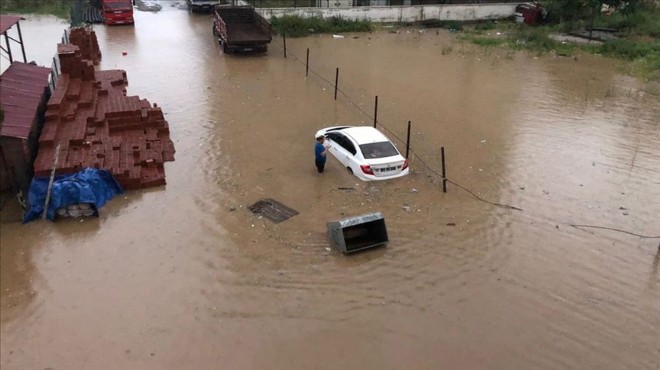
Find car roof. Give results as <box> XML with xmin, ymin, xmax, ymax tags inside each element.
<box><xmin>340</xmin><ymin>126</ymin><xmax>390</xmax><ymax>145</ymax></box>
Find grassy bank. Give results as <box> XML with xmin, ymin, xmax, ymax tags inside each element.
<box><xmin>460</xmin><ymin>24</ymin><xmax>660</xmax><ymax>81</ymax></box>
<box><xmin>452</xmin><ymin>4</ymin><xmax>660</xmax><ymax>82</ymax></box>
<box><xmin>0</xmin><ymin>0</ymin><xmax>70</xmax><ymax>20</ymax></box>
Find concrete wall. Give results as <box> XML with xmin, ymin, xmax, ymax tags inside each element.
<box><xmin>257</xmin><ymin>4</ymin><xmax>522</xmax><ymax>22</ymax></box>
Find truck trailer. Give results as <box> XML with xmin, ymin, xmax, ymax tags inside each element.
<box><xmin>212</xmin><ymin>6</ymin><xmax>272</xmax><ymax>54</ymax></box>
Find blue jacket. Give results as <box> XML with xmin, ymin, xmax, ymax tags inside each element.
<box><xmin>315</xmin><ymin>142</ymin><xmax>326</xmax><ymax>162</ymax></box>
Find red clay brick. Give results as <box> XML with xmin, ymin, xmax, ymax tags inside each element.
<box><xmin>33</xmin><ymin>28</ymin><xmax>175</xmax><ymax>189</ymax></box>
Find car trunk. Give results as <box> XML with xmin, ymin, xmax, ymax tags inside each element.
<box><xmin>366</xmin><ymin>156</ymin><xmax>406</xmax><ymax>177</ymax></box>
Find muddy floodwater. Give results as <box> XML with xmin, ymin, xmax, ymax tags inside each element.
<box><xmin>1</xmin><ymin>6</ymin><xmax>659</xmax><ymax>370</ymax></box>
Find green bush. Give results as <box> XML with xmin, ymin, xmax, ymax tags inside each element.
<box><xmin>474</xmin><ymin>21</ymin><xmax>496</xmax><ymax>31</ymax></box>
<box><xmin>419</xmin><ymin>19</ymin><xmax>463</xmax><ymax>31</ymax></box>
<box><xmin>270</xmin><ymin>15</ymin><xmax>372</xmax><ymax>37</ymax></box>
<box><xmin>510</xmin><ymin>27</ymin><xmax>558</xmax><ymax>51</ymax></box>
<box><xmin>0</xmin><ymin>0</ymin><xmax>70</xmax><ymax>19</ymax></box>
<box><xmin>419</xmin><ymin>19</ymin><xmax>445</xmax><ymax>29</ymax></box>
<box><xmin>469</xmin><ymin>37</ymin><xmax>505</xmax><ymax>47</ymax></box>
<box><xmin>600</xmin><ymin>39</ymin><xmax>660</xmax><ymax>60</ymax></box>
<box><xmin>594</xmin><ymin>10</ymin><xmax>660</xmax><ymax>37</ymax></box>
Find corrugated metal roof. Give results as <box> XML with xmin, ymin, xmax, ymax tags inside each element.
<box><xmin>0</xmin><ymin>15</ymin><xmax>24</xmax><ymax>35</ymax></box>
<box><xmin>0</xmin><ymin>62</ymin><xmax>52</xmax><ymax>139</ymax></box>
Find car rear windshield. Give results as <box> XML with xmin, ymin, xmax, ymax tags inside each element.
<box><xmin>360</xmin><ymin>142</ymin><xmax>399</xmax><ymax>159</ymax></box>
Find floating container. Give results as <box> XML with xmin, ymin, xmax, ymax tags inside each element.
<box><xmin>327</xmin><ymin>212</ymin><xmax>388</xmax><ymax>254</ymax></box>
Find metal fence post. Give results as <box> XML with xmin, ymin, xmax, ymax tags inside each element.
<box><xmin>16</xmin><ymin>22</ymin><xmax>27</xmax><ymax>63</ymax></box>
<box><xmin>441</xmin><ymin>146</ymin><xmax>447</xmax><ymax>193</ymax></box>
<box><xmin>405</xmin><ymin>121</ymin><xmax>411</xmax><ymax>159</ymax></box>
<box><xmin>373</xmin><ymin>95</ymin><xmax>378</xmax><ymax>128</ymax></box>
<box><xmin>334</xmin><ymin>68</ymin><xmax>339</xmax><ymax>100</ymax></box>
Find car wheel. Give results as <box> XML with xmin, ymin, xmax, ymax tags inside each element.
<box><xmin>347</xmin><ymin>167</ymin><xmax>353</xmax><ymax>175</ymax></box>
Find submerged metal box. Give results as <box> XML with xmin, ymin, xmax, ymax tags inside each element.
<box><xmin>327</xmin><ymin>212</ymin><xmax>388</xmax><ymax>254</ymax></box>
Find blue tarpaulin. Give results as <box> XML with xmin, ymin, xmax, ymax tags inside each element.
<box><xmin>24</xmin><ymin>168</ymin><xmax>124</xmax><ymax>222</ymax></box>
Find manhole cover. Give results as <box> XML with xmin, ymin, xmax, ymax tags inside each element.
<box><xmin>248</xmin><ymin>198</ymin><xmax>299</xmax><ymax>223</ymax></box>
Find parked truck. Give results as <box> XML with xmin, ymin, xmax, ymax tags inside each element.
<box><xmin>187</xmin><ymin>0</ymin><xmax>222</xmax><ymax>13</ymax></box>
<box><xmin>212</xmin><ymin>6</ymin><xmax>272</xmax><ymax>54</ymax></box>
<box><xmin>102</xmin><ymin>0</ymin><xmax>134</xmax><ymax>25</ymax></box>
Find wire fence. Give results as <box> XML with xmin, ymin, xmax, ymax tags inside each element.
<box><xmin>278</xmin><ymin>39</ymin><xmax>525</xmax><ymax>211</ymax></box>
<box><xmin>270</xmin><ymin>36</ymin><xmax>660</xmax><ymax>240</ymax></box>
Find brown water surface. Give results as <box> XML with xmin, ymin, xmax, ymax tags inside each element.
<box><xmin>1</xmin><ymin>7</ymin><xmax>659</xmax><ymax>370</ymax></box>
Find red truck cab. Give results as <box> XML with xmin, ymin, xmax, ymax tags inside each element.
<box><xmin>103</xmin><ymin>0</ymin><xmax>134</xmax><ymax>25</ymax></box>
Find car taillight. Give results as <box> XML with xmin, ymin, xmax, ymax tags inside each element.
<box><xmin>360</xmin><ymin>165</ymin><xmax>374</xmax><ymax>175</ymax></box>
<box><xmin>402</xmin><ymin>159</ymin><xmax>409</xmax><ymax>170</ymax></box>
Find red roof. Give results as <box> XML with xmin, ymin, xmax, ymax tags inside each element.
<box><xmin>0</xmin><ymin>62</ymin><xmax>52</xmax><ymax>139</ymax></box>
<box><xmin>0</xmin><ymin>15</ymin><xmax>24</xmax><ymax>35</ymax></box>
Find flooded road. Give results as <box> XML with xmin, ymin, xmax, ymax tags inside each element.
<box><xmin>1</xmin><ymin>6</ymin><xmax>659</xmax><ymax>370</ymax></box>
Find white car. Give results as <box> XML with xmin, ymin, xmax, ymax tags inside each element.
<box><xmin>315</xmin><ymin>126</ymin><xmax>409</xmax><ymax>181</ymax></box>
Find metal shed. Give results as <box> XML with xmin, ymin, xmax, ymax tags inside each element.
<box><xmin>0</xmin><ymin>62</ymin><xmax>52</xmax><ymax>193</ymax></box>
<box><xmin>1</xmin><ymin>15</ymin><xmax>28</xmax><ymax>65</ymax></box>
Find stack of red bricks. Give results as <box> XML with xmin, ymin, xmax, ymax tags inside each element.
<box><xmin>68</xmin><ymin>27</ymin><xmax>101</xmax><ymax>65</ymax></box>
<box><xmin>35</xmin><ymin>29</ymin><xmax>175</xmax><ymax>190</ymax></box>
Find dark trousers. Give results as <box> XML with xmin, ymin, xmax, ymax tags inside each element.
<box><xmin>315</xmin><ymin>159</ymin><xmax>326</xmax><ymax>173</ymax></box>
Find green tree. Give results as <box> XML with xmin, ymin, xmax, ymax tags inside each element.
<box><xmin>544</xmin><ymin>0</ymin><xmax>640</xmax><ymax>26</ymax></box>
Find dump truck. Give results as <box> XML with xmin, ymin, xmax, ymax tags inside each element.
<box><xmin>212</xmin><ymin>6</ymin><xmax>272</xmax><ymax>53</ymax></box>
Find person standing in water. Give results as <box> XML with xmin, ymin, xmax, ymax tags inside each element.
<box><xmin>315</xmin><ymin>135</ymin><xmax>330</xmax><ymax>173</ymax></box>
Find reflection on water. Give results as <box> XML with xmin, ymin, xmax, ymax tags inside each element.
<box><xmin>1</xmin><ymin>7</ymin><xmax>659</xmax><ymax>370</ymax></box>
